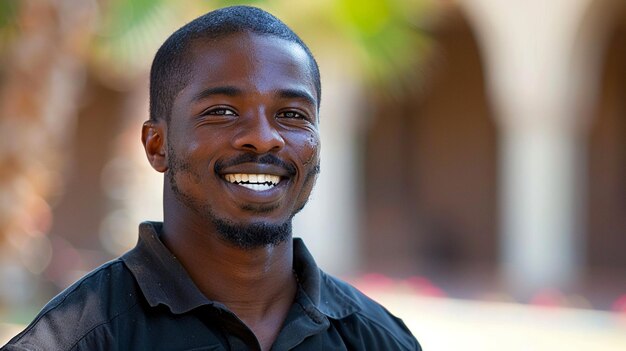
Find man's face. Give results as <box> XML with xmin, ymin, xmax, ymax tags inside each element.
<box><xmin>164</xmin><ymin>32</ymin><xmax>320</xmax><ymax>247</ymax></box>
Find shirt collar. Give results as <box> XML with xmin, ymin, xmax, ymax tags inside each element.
<box><xmin>122</xmin><ymin>221</ymin><xmax>360</xmax><ymax>319</ymax></box>
<box><xmin>122</xmin><ymin>222</ymin><xmax>211</xmax><ymax>314</ymax></box>
<box><xmin>292</xmin><ymin>238</ymin><xmax>360</xmax><ymax>319</ymax></box>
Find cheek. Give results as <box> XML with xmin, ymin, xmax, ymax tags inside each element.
<box><xmin>185</xmin><ymin>140</ymin><xmax>203</xmax><ymax>156</ymax></box>
<box><xmin>170</xmin><ymin>139</ymin><xmax>209</xmax><ymax>183</ymax></box>
<box><xmin>298</xmin><ymin>130</ymin><xmax>320</xmax><ymax>166</ymax></box>
<box><xmin>172</xmin><ymin>139</ymin><xmax>201</xmax><ymax>167</ymax></box>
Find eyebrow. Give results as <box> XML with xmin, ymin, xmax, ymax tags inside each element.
<box><xmin>191</xmin><ymin>85</ymin><xmax>317</xmax><ymax>107</ymax></box>
<box><xmin>191</xmin><ymin>86</ymin><xmax>243</xmax><ymax>102</ymax></box>
<box><xmin>278</xmin><ymin>88</ymin><xmax>317</xmax><ymax>108</ymax></box>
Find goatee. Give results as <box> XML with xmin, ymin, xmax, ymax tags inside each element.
<box><xmin>212</xmin><ymin>218</ymin><xmax>292</xmax><ymax>250</ymax></box>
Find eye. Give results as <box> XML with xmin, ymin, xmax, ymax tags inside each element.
<box><xmin>276</xmin><ymin>110</ymin><xmax>306</xmax><ymax>119</ymax></box>
<box><xmin>203</xmin><ymin>107</ymin><xmax>237</xmax><ymax>116</ymax></box>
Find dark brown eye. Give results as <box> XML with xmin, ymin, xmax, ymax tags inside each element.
<box><xmin>277</xmin><ymin>111</ymin><xmax>305</xmax><ymax>119</ymax></box>
<box><xmin>206</xmin><ymin>108</ymin><xmax>236</xmax><ymax>116</ymax></box>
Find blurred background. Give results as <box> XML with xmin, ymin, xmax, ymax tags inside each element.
<box><xmin>1</xmin><ymin>0</ymin><xmax>626</xmax><ymax>349</ymax></box>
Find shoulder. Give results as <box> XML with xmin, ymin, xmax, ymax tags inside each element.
<box><xmin>2</xmin><ymin>259</ymin><xmax>141</xmax><ymax>351</ymax></box>
<box><xmin>320</xmin><ymin>272</ymin><xmax>421</xmax><ymax>350</ymax></box>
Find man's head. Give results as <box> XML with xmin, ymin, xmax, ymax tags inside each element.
<box><xmin>142</xmin><ymin>6</ymin><xmax>321</xmax><ymax>250</ymax></box>
<box><xmin>149</xmin><ymin>5</ymin><xmax>321</xmax><ymax>123</ymax></box>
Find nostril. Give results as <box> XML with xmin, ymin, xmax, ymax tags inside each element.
<box><xmin>232</xmin><ymin>117</ymin><xmax>285</xmax><ymax>153</ymax></box>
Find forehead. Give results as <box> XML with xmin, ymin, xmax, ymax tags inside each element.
<box><xmin>180</xmin><ymin>32</ymin><xmax>317</xmax><ymax>103</ymax></box>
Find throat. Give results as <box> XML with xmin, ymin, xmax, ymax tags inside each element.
<box><xmin>229</xmin><ymin>271</ymin><xmax>298</xmax><ymax>351</ymax></box>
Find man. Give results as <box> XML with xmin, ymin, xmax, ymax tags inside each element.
<box><xmin>3</xmin><ymin>6</ymin><xmax>420</xmax><ymax>350</ymax></box>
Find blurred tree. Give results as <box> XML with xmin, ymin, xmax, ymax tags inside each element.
<box><xmin>0</xmin><ymin>0</ymin><xmax>95</xmax><ymax>244</ymax></box>
<box><xmin>332</xmin><ymin>0</ymin><xmax>432</xmax><ymax>85</ymax></box>
<box><xmin>0</xmin><ymin>0</ymin><xmax>98</xmax><ymax>317</ymax></box>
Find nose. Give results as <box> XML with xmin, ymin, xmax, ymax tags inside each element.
<box><xmin>232</xmin><ymin>113</ymin><xmax>285</xmax><ymax>154</ymax></box>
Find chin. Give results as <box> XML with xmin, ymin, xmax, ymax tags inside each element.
<box><xmin>212</xmin><ymin>216</ymin><xmax>293</xmax><ymax>250</ymax></box>
<box><xmin>240</xmin><ymin>202</ymin><xmax>282</xmax><ymax>214</ymax></box>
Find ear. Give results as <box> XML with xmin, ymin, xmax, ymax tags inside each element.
<box><xmin>141</xmin><ymin>120</ymin><xmax>168</xmax><ymax>173</ymax></box>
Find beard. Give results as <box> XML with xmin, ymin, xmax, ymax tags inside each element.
<box><xmin>166</xmin><ymin>144</ymin><xmax>299</xmax><ymax>250</ymax></box>
<box><xmin>212</xmin><ymin>217</ymin><xmax>292</xmax><ymax>250</ymax></box>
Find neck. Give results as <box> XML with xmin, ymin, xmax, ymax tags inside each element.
<box><xmin>162</xmin><ymin>216</ymin><xmax>296</xmax><ymax>311</ymax></box>
<box><xmin>161</xmin><ymin>191</ymin><xmax>297</xmax><ymax>348</ymax></box>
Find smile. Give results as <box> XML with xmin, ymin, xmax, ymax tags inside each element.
<box><xmin>224</xmin><ymin>173</ymin><xmax>281</xmax><ymax>192</ymax></box>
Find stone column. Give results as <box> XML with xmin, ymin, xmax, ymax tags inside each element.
<box><xmin>459</xmin><ymin>0</ymin><xmax>595</xmax><ymax>296</ymax></box>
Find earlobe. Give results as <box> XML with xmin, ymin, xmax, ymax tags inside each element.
<box><xmin>141</xmin><ymin>120</ymin><xmax>168</xmax><ymax>173</ymax></box>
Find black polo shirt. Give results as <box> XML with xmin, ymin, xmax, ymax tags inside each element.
<box><xmin>2</xmin><ymin>222</ymin><xmax>420</xmax><ymax>350</ymax></box>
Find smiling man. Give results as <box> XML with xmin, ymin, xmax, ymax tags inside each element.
<box><xmin>2</xmin><ymin>6</ymin><xmax>419</xmax><ymax>351</ymax></box>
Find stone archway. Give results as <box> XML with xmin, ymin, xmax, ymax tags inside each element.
<box><xmin>587</xmin><ymin>1</ymin><xmax>626</xmax><ymax>283</ymax></box>
<box><xmin>362</xmin><ymin>8</ymin><xmax>498</xmax><ymax>290</ymax></box>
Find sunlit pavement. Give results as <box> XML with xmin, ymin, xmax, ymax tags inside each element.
<box><xmin>3</xmin><ymin>293</ymin><xmax>626</xmax><ymax>349</ymax></box>
<box><xmin>0</xmin><ymin>323</ymin><xmax>22</xmax><ymax>346</ymax></box>
<box><xmin>366</xmin><ymin>289</ymin><xmax>626</xmax><ymax>351</ymax></box>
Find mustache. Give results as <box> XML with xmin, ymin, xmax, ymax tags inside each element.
<box><xmin>214</xmin><ymin>153</ymin><xmax>296</xmax><ymax>175</ymax></box>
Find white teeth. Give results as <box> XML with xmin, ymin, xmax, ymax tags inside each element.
<box><xmin>240</xmin><ymin>183</ymin><xmax>273</xmax><ymax>191</ymax></box>
<box><xmin>223</xmin><ymin>173</ymin><xmax>281</xmax><ymax>191</ymax></box>
<box><xmin>268</xmin><ymin>175</ymin><xmax>279</xmax><ymax>184</ymax></box>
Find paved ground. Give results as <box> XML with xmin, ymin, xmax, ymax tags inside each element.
<box><xmin>370</xmin><ymin>290</ymin><xmax>626</xmax><ymax>351</ymax></box>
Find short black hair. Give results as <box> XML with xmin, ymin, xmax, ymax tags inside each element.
<box><xmin>149</xmin><ymin>5</ymin><xmax>321</xmax><ymax>122</ymax></box>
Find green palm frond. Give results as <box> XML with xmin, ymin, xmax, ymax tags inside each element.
<box><xmin>88</xmin><ymin>0</ymin><xmax>433</xmax><ymax>89</ymax></box>
<box><xmin>90</xmin><ymin>0</ymin><xmax>187</xmax><ymax>85</ymax></box>
<box><xmin>332</xmin><ymin>0</ymin><xmax>433</xmax><ymax>86</ymax></box>
<box><xmin>0</xmin><ymin>0</ymin><xmax>20</xmax><ymax>55</ymax></box>
<box><xmin>213</xmin><ymin>0</ymin><xmax>271</xmax><ymax>6</ymax></box>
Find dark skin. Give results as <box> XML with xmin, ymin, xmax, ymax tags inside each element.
<box><xmin>141</xmin><ymin>32</ymin><xmax>320</xmax><ymax>351</ymax></box>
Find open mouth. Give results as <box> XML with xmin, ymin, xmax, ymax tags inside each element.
<box><xmin>224</xmin><ymin>173</ymin><xmax>282</xmax><ymax>192</ymax></box>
